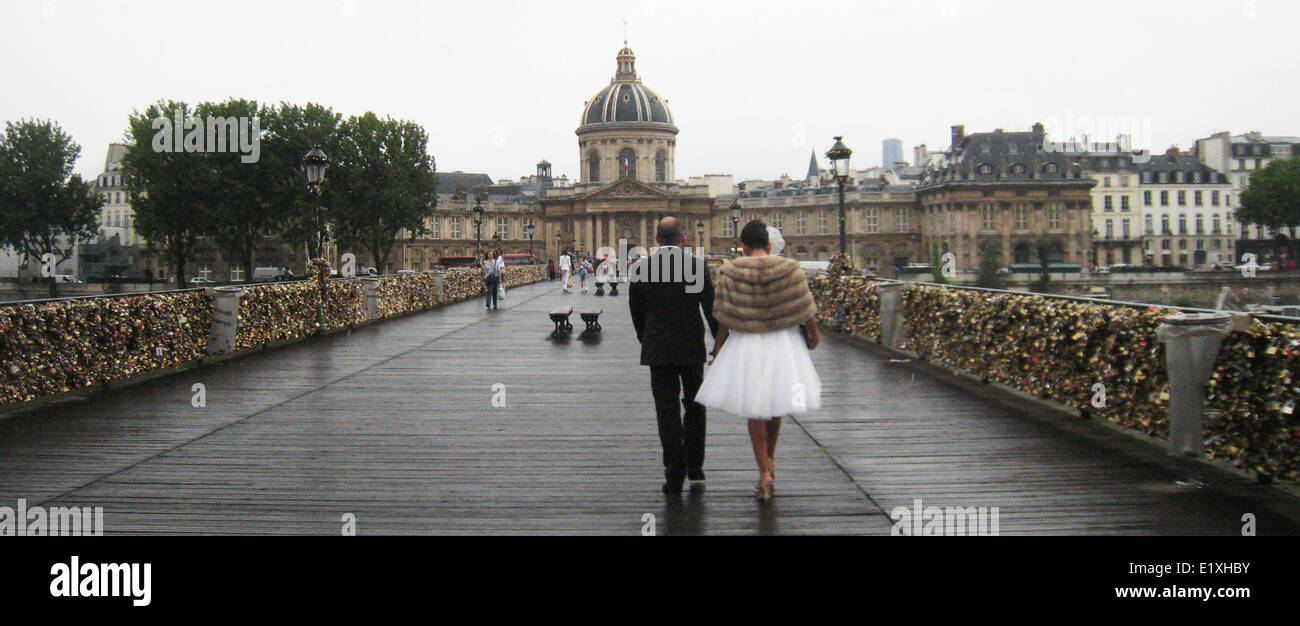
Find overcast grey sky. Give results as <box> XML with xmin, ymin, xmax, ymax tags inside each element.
<box><xmin>2</xmin><ymin>0</ymin><xmax>1297</xmax><ymax>182</ymax></box>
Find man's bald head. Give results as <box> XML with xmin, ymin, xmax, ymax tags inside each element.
<box><xmin>656</xmin><ymin>217</ymin><xmax>684</xmax><ymax>246</ymax></box>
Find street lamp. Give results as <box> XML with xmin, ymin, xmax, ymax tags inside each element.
<box><xmin>730</xmin><ymin>200</ymin><xmax>742</xmax><ymax>257</ymax></box>
<box><xmin>526</xmin><ymin>223</ymin><xmax>535</xmax><ymax>258</ymax></box>
<box><xmin>472</xmin><ymin>193</ymin><xmax>484</xmax><ymax>257</ymax></box>
<box><xmin>826</xmin><ymin>136</ymin><xmax>853</xmax><ymax>256</ymax></box>
<box><xmin>696</xmin><ymin>220</ymin><xmax>704</xmax><ymax>254</ymax></box>
<box><xmin>303</xmin><ymin>146</ymin><xmax>329</xmax><ymax>260</ymax></box>
<box><xmin>555</xmin><ymin>230</ymin><xmax>562</xmax><ymax>256</ymax></box>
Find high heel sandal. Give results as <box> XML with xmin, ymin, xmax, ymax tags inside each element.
<box><xmin>754</xmin><ymin>469</ymin><xmax>775</xmax><ymax>502</ymax></box>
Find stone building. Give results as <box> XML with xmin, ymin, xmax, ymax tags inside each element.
<box><xmin>538</xmin><ymin>44</ymin><xmax>715</xmax><ymax>258</ymax></box>
<box><xmin>916</xmin><ymin>124</ymin><xmax>1096</xmax><ymax>273</ymax></box>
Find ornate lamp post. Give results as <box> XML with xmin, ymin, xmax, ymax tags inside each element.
<box><xmin>827</xmin><ymin>136</ymin><xmax>853</xmax><ymax>256</ymax></box>
<box><xmin>472</xmin><ymin>193</ymin><xmax>484</xmax><ymax>257</ymax></box>
<box><xmin>555</xmin><ymin>230</ymin><xmax>562</xmax><ymax>256</ymax></box>
<box><xmin>303</xmin><ymin>146</ymin><xmax>329</xmax><ymax>260</ymax></box>
<box><xmin>526</xmin><ymin>223</ymin><xmax>535</xmax><ymax>258</ymax></box>
<box><xmin>303</xmin><ymin>145</ymin><xmax>329</xmax><ymax>331</ymax></box>
<box><xmin>696</xmin><ymin>220</ymin><xmax>705</xmax><ymax>254</ymax></box>
<box><xmin>730</xmin><ymin>199</ymin><xmax>742</xmax><ymax>257</ymax></box>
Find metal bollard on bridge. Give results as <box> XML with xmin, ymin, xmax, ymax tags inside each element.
<box><xmin>876</xmin><ymin>282</ymin><xmax>906</xmax><ymax>349</ymax></box>
<box><xmin>206</xmin><ymin>286</ymin><xmax>243</xmax><ymax>354</ymax></box>
<box><xmin>1156</xmin><ymin>312</ymin><xmax>1250</xmax><ymax>457</ymax></box>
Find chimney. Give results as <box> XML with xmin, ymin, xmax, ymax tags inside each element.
<box><xmin>1032</xmin><ymin>122</ymin><xmax>1045</xmax><ymax>143</ymax></box>
<box><xmin>951</xmin><ymin>125</ymin><xmax>965</xmax><ymax>151</ymax></box>
<box><xmin>914</xmin><ymin>144</ymin><xmax>929</xmax><ymax>165</ymax></box>
<box><xmin>1166</xmin><ymin>146</ymin><xmax>1181</xmax><ymax>158</ymax></box>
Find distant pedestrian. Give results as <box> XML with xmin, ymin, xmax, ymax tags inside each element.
<box><xmin>578</xmin><ymin>258</ymin><xmax>592</xmax><ymax>293</ymax></box>
<box><xmin>559</xmin><ymin>252</ymin><xmax>573</xmax><ymax>292</ymax></box>
<box><xmin>547</xmin><ymin>260</ymin><xmax>557</xmax><ymax>281</ymax></box>
<box><xmin>483</xmin><ymin>251</ymin><xmax>500</xmax><ymax>310</ymax></box>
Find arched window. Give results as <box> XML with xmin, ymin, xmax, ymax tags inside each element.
<box><xmin>655</xmin><ymin>151</ymin><xmax>667</xmax><ymax>182</ymax></box>
<box><xmin>588</xmin><ymin>151</ymin><xmax>600</xmax><ymax>182</ymax></box>
<box><xmin>1013</xmin><ymin>243</ymin><xmax>1033</xmax><ymax>265</ymax></box>
<box><xmin>618</xmin><ymin>148</ymin><xmax>636</xmax><ymax>180</ymax></box>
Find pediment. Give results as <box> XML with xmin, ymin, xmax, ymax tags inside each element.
<box><xmin>578</xmin><ymin>178</ymin><xmax>674</xmax><ymax>201</ymax></box>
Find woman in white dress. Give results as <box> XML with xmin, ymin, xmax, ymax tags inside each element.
<box><xmin>695</xmin><ymin>220</ymin><xmax>822</xmax><ymax>502</ymax></box>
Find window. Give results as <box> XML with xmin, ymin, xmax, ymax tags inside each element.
<box><xmin>977</xmin><ymin>163</ymin><xmax>992</xmax><ymax>175</ymax></box>
<box><xmin>817</xmin><ymin>211</ymin><xmax>827</xmax><ymax>235</ymax></box>
<box><xmin>1160</xmin><ymin>191</ymin><xmax>1169</xmax><ymax>206</ymax></box>
<box><xmin>654</xmin><ymin>152</ymin><xmax>666</xmax><ymax>182</ymax></box>
<box><xmin>1195</xmin><ymin>239</ymin><xmax>1205</xmax><ymax>251</ymax></box>
<box><xmin>1161</xmin><ymin>215</ymin><xmax>1170</xmax><ymax>235</ymax></box>
<box><xmin>981</xmin><ymin>204</ymin><xmax>996</xmax><ymax>230</ymax></box>
<box><xmin>1103</xmin><ymin>196</ymin><xmax>1113</xmax><ymax>211</ymax></box>
<box><xmin>1143</xmin><ymin>191</ymin><xmax>1152</xmax><ymax>206</ymax></box>
<box><xmin>864</xmin><ymin>207</ymin><xmax>878</xmax><ymax>233</ymax></box>
<box><xmin>497</xmin><ymin>217</ymin><xmax>509</xmax><ymax>240</ymax></box>
<box><xmin>230</xmin><ymin>266</ymin><xmax>244</xmax><ymax>282</ymax></box>
<box><xmin>1178</xmin><ymin>214</ymin><xmax>1187</xmax><ymax>235</ymax></box>
<box><xmin>1144</xmin><ymin>215</ymin><xmax>1154</xmax><ymax>236</ymax></box>
<box><xmin>1122</xmin><ymin>218</ymin><xmax>1131</xmax><ymax>239</ymax></box>
<box><xmin>618</xmin><ymin>148</ymin><xmax>636</xmax><ymax>179</ymax></box>
<box><xmin>773</xmin><ymin>213</ymin><xmax>783</xmax><ymax>230</ymax></box>
<box><xmin>431</xmin><ymin>217</ymin><xmax>440</xmax><ymax>238</ymax></box>
<box><xmin>1178</xmin><ymin>190</ymin><xmax>1186</xmax><ymax>206</ymax></box>
<box><xmin>895</xmin><ymin>207</ymin><xmax>910</xmax><ymax>232</ymax></box>
<box><xmin>1194</xmin><ymin>191</ymin><xmax>1202</xmax><ymax>206</ymax></box>
<box><xmin>588</xmin><ymin>151</ymin><xmax>600</xmax><ymax>182</ymax></box>
<box><xmin>1178</xmin><ymin>239</ymin><xmax>1188</xmax><ymax>250</ymax></box>
<box><xmin>1104</xmin><ymin>218</ymin><xmax>1114</xmax><ymax>239</ymax></box>
<box><xmin>1103</xmin><ymin>177</ymin><xmax>1111</xmax><ymax>188</ymax></box>
<box><xmin>1015</xmin><ymin>204</ymin><xmax>1029</xmax><ymax>231</ymax></box>
<box><xmin>1195</xmin><ymin>215</ymin><xmax>1204</xmax><ymax>235</ymax></box>
<box><xmin>451</xmin><ymin>218</ymin><xmax>462</xmax><ymax>239</ymax></box>
<box><xmin>1211</xmin><ymin>191</ymin><xmax>1220</xmax><ymax>206</ymax></box>
<box><xmin>1161</xmin><ymin>240</ymin><xmax>1171</xmax><ymax>250</ymax></box>
<box><xmin>1212</xmin><ymin>214</ymin><xmax>1221</xmax><ymax>234</ymax></box>
<box><xmin>795</xmin><ymin>212</ymin><xmax>806</xmax><ymax>235</ymax></box>
<box><xmin>1121</xmin><ymin>196</ymin><xmax>1130</xmax><ymax>212</ymax></box>
<box><xmin>1047</xmin><ymin>205</ymin><xmax>1062</xmax><ymax>230</ymax></box>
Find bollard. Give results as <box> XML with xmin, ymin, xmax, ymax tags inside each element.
<box><xmin>876</xmin><ymin>282</ymin><xmax>906</xmax><ymax>349</ymax></box>
<box><xmin>431</xmin><ymin>271</ymin><xmax>445</xmax><ymax>303</ymax></box>
<box><xmin>1156</xmin><ymin>312</ymin><xmax>1242</xmax><ymax>457</ymax></box>
<box><xmin>207</xmin><ymin>286</ymin><xmax>243</xmax><ymax>354</ymax></box>
<box><xmin>362</xmin><ymin>277</ymin><xmax>380</xmax><ymax>319</ymax></box>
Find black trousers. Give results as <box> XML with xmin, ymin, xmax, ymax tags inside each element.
<box><xmin>649</xmin><ymin>364</ymin><xmax>706</xmax><ymax>480</ymax></box>
<box><xmin>484</xmin><ymin>277</ymin><xmax>499</xmax><ymax>309</ymax></box>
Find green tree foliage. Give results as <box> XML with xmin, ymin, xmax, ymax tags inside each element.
<box><xmin>0</xmin><ymin>119</ymin><xmax>103</xmax><ymax>293</ymax></box>
<box><xmin>1239</xmin><ymin>156</ymin><xmax>1300</xmax><ymax>240</ymax></box>
<box><xmin>261</xmin><ymin>103</ymin><xmax>343</xmax><ymax>261</ymax></box>
<box><xmin>975</xmin><ymin>239</ymin><xmax>1005</xmax><ymax>289</ymax></box>
<box><xmin>328</xmin><ymin>112</ymin><xmax>437</xmax><ymax>272</ymax></box>
<box><xmin>121</xmin><ymin>101</ymin><xmax>214</xmax><ymax>288</ymax></box>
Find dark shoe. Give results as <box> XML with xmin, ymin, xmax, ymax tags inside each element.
<box><xmin>662</xmin><ymin>477</ymin><xmax>684</xmax><ymax>494</ymax></box>
<box><xmin>687</xmin><ymin>469</ymin><xmax>706</xmax><ymax>481</ymax></box>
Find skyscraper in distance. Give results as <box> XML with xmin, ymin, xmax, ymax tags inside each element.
<box><xmin>883</xmin><ymin>138</ymin><xmax>903</xmax><ymax>170</ymax></box>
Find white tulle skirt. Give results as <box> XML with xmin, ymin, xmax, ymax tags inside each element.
<box><xmin>695</xmin><ymin>326</ymin><xmax>822</xmax><ymax>420</ymax></box>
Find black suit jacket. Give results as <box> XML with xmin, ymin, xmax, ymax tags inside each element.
<box><xmin>628</xmin><ymin>247</ymin><xmax>719</xmax><ymax>367</ymax></box>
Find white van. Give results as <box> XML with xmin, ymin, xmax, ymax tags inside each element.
<box><xmin>53</xmin><ymin>274</ymin><xmax>81</xmax><ymax>284</ymax></box>
<box><xmin>251</xmin><ymin>267</ymin><xmax>293</xmax><ymax>282</ymax></box>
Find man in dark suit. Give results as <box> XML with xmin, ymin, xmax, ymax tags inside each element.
<box><xmin>629</xmin><ymin>217</ymin><xmax>719</xmax><ymax>494</ymax></box>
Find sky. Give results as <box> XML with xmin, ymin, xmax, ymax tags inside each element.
<box><xmin>2</xmin><ymin>0</ymin><xmax>1297</xmax><ymax>183</ymax></box>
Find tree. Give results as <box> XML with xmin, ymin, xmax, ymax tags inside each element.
<box><xmin>1239</xmin><ymin>156</ymin><xmax>1300</xmax><ymax>255</ymax></box>
<box><xmin>197</xmin><ymin>98</ymin><xmax>284</xmax><ymax>282</ymax></box>
<box><xmin>975</xmin><ymin>239</ymin><xmax>1005</xmax><ymax>289</ymax></box>
<box><xmin>328</xmin><ymin>113</ymin><xmax>437</xmax><ymax>272</ymax></box>
<box><xmin>0</xmin><ymin>119</ymin><xmax>103</xmax><ymax>294</ymax></box>
<box><xmin>929</xmin><ymin>243</ymin><xmax>950</xmax><ymax>285</ymax></box>
<box><xmin>120</xmin><ymin>101</ymin><xmax>214</xmax><ymax>288</ymax></box>
<box><xmin>1033</xmin><ymin>236</ymin><xmax>1062</xmax><ymax>293</ymax></box>
<box><xmin>260</xmin><ymin>102</ymin><xmax>344</xmax><ymax>264</ymax></box>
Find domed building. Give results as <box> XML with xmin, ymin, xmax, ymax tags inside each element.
<box><xmin>542</xmin><ymin>45</ymin><xmax>714</xmax><ymax>258</ymax></box>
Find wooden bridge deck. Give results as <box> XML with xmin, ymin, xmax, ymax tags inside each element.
<box><xmin>2</xmin><ymin>279</ymin><xmax>1298</xmax><ymax>535</ymax></box>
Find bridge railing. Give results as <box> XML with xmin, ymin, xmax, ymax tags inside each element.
<box><xmin>810</xmin><ymin>273</ymin><xmax>1300</xmax><ymax>484</ymax></box>
<box><xmin>0</xmin><ymin>266</ymin><xmax>546</xmax><ymax>409</ymax></box>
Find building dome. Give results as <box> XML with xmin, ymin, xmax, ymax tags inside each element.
<box><xmin>579</xmin><ymin>46</ymin><xmax>676</xmax><ymax>129</ymax></box>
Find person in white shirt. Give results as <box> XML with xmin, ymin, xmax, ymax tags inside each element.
<box><xmin>495</xmin><ymin>252</ymin><xmax>507</xmax><ymax>301</ymax></box>
<box><xmin>558</xmin><ymin>253</ymin><xmax>573</xmax><ymax>293</ymax></box>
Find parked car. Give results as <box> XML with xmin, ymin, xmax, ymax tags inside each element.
<box><xmin>189</xmin><ymin>276</ymin><xmax>215</xmax><ymax>284</ymax></box>
<box><xmin>396</xmin><ymin>269</ymin><xmax>417</xmax><ymax>276</ymax></box>
<box><xmin>251</xmin><ymin>267</ymin><xmax>294</xmax><ymax>282</ymax></box>
<box><xmin>52</xmin><ymin>274</ymin><xmax>81</xmax><ymax>284</ymax></box>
